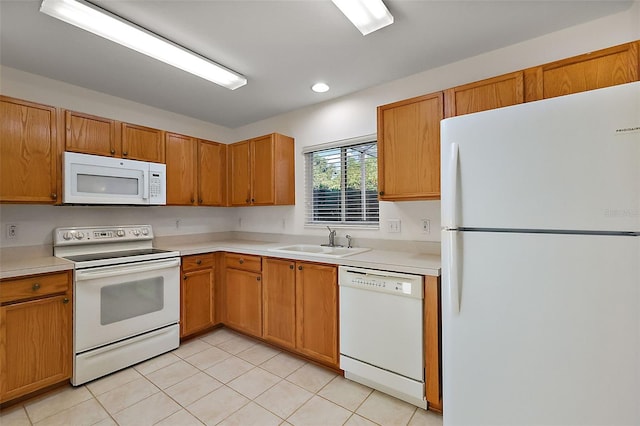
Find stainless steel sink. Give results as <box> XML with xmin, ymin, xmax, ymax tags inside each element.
<box><xmin>268</xmin><ymin>244</ymin><xmax>371</xmax><ymax>258</ymax></box>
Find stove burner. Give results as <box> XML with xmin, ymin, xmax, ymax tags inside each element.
<box><xmin>63</xmin><ymin>248</ymin><xmax>173</xmax><ymax>263</ymax></box>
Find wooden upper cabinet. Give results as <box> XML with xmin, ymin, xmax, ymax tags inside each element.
<box><xmin>198</xmin><ymin>140</ymin><xmax>227</xmax><ymax>206</ymax></box>
<box><xmin>444</xmin><ymin>71</ymin><xmax>524</xmax><ymax>118</ymax></box>
<box><xmin>0</xmin><ymin>96</ymin><xmax>60</xmax><ymax>204</ymax></box>
<box><xmin>65</xmin><ymin>110</ymin><xmax>118</xmax><ymax>157</ymax></box>
<box><xmin>165</xmin><ymin>132</ymin><xmax>197</xmax><ymax>205</ymax></box>
<box><xmin>252</xmin><ymin>135</ymin><xmax>276</xmax><ymax>205</ymax></box>
<box><xmin>228</xmin><ymin>140</ymin><xmax>252</xmax><ymax>206</ymax></box>
<box><xmin>524</xmin><ymin>41</ymin><xmax>639</xmax><ymax>101</ymax></box>
<box><xmin>228</xmin><ymin>133</ymin><xmax>294</xmax><ymax>206</ymax></box>
<box><xmin>65</xmin><ymin>110</ymin><xmax>166</xmax><ymax>163</ymax></box>
<box><xmin>121</xmin><ymin>123</ymin><xmax>164</xmax><ymax>163</ymax></box>
<box><xmin>377</xmin><ymin>92</ymin><xmax>443</xmax><ymax>201</ymax></box>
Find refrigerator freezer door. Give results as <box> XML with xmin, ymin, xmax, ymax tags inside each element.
<box><xmin>441</xmin><ymin>82</ymin><xmax>640</xmax><ymax>232</ymax></box>
<box><xmin>441</xmin><ymin>231</ymin><xmax>639</xmax><ymax>426</ymax></box>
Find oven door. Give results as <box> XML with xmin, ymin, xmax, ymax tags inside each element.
<box><xmin>74</xmin><ymin>257</ymin><xmax>180</xmax><ymax>353</ymax></box>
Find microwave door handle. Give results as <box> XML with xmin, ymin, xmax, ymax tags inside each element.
<box><xmin>142</xmin><ymin>170</ymin><xmax>150</xmax><ymax>200</ymax></box>
<box><xmin>75</xmin><ymin>258</ymin><xmax>180</xmax><ymax>281</ymax></box>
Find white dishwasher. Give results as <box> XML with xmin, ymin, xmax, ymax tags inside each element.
<box><xmin>338</xmin><ymin>266</ymin><xmax>426</xmax><ymax>409</ymax></box>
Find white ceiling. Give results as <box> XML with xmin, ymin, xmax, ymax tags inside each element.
<box><xmin>0</xmin><ymin>0</ymin><xmax>633</xmax><ymax>128</ymax></box>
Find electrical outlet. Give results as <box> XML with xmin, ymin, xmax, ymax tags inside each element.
<box><xmin>421</xmin><ymin>219</ymin><xmax>431</xmax><ymax>234</ymax></box>
<box><xmin>6</xmin><ymin>224</ymin><xmax>18</xmax><ymax>239</ymax></box>
<box><xmin>387</xmin><ymin>219</ymin><xmax>401</xmax><ymax>233</ymax></box>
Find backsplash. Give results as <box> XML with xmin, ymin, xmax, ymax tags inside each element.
<box><xmin>0</xmin><ymin>201</ymin><xmax>441</xmax><ymax>248</ymax></box>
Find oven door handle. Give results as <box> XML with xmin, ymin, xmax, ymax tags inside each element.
<box><xmin>75</xmin><ymin>258</ymin><xmax>180</xmax><ymax>281</ymax></box>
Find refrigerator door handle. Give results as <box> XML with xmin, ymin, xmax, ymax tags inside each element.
<box><xmin>445</xmin><ymin>143</ymin><xmax>459</xmax><ymax>229</ymax></box>
<box><xmin>446</xmin><ymin>230</ymin><xmax>460</xmax><ymax>315</ymax></box>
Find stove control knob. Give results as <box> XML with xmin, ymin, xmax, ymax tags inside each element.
<box><xmin>141</xmin><ymin>228</ymin><xmax>149</xmax><ymax>236</ymax></box>
<box><xmin>132</xmin><ymin>229</ymin><xmax>140</xmax><ymax>236</ymax></box>
<box><xmin>116</xmin><ymin>229</ymin><xmax>125</xmax><ymax>237</ymax></box>
<box><xmin>63</xmin><ymin>232</ymin><xmax>73</xmax><ymax>240</ymax></box>
<box><xmin>74</xmin><ymin>232</ymin><xmax>84</xmax><ymax>240</ymax></box>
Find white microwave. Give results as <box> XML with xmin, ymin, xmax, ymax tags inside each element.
<box><xmin>63</xmin><ymin>152</ymin><xmax>166</xmax><ymax>205</ymax></box>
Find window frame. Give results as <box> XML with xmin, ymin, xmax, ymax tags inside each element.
<box><xmin>304</xmin><ymin>134</ymin><xmax>379</xmax><ymax>229</ymax></box>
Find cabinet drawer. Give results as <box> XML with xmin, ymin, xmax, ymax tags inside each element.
<box><xmin>1</xmin><ymin>271</ymin><xmax>70</xmax><ymax>304</ymax></box>
<box><xmin>225</xmin><ymin>253</ymin><xmax>262</xmax><ymax>272</ymax></box>
<box><xmin>182</xmin><ymin>253</ymin><xmax>215</xmax><ymax>272</ymax></box>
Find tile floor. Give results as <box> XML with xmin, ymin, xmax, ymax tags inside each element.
<box><xmin>1</xmin><ymin>328</ymin><xmax>443</xmax><ymax>426</ymax></box>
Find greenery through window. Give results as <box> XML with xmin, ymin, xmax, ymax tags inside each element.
<box><xmin>305</xmin><ymin>140</ymin><xmax>379</xmax><ymax>225</ymax></box>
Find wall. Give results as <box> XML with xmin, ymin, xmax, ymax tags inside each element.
<box><xmin>1</xmin><ymin>2</ymin><xmax>638</xmax><ymax>248</ymax></box>
<box><xmin>232</xmin><ymin>1</ymin><xmax>640</xmax><ymax>244</ymax></box>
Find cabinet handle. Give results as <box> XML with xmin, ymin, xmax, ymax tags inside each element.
<box><xmin>51</xmin><ymin>193</ymin><xmax>57</xmax><ymax>200</ymax></box>
<box><xmin>256</xmin><ymin>276</ymin><xmax>261</xmax><ymax>281</ymax></box>
<box><xmin>245</xmin><ymin>199</ymin><xmax>250</xmax><ymax>203</ymax></box>
<box><xmin>183</xmin><ymin>275</ymin><xmax>187</xmax><ymax>280</ymax></box>
<box><xmin>196</xmin><ymin>259</ymin><xmax>202</xmax><ymax>265</ymax></box>
<box><xmin>289</xmin><ymin>264</ymin><xmax>294</xmax><ymax>270</ymax></box>
<box><xmin>123</xmin><ymin>151</ymin><xmax>128</xmax><ymax>156</ymax></box>
<box><xmin>110</xmin><ymin>149</ymin><xmax>116</xmax><ymax>155</ymax></box>
<box><xmin>379</xmin><ymin>191</ymin><xmax>385</xmax><ymax>196</ymax></box>
<box><xmin>251</xmin><ymin>198</ymin><xmax>255</xmax><ymax>203</ymax></box>
<box><xmin>190</xmin><ymin>198</ymin><xmax>195</xmax><ymax>204</ymax></box>
<box><xmin>239</xmin><ymin>259</ymin><xmax>244</xmax><ymax>264</ymax></box>
<box><xmin>298</xmin><ymin>265</ymin><xmax>303</xmax><ymax>271</ymax></box>
<box><xmin>63</xmin><ymin>297</ymin><xmax>69</xmax><ymax>304</ymax></box>
<box><xmin>32</xmin><ymin>283</ymin><xmax>41</xmax><ymax>291</ymax></box>
<box><xmin>199</xmin><ymin>198</ymin><xmax>203</xmax><ymax>204</ymax></box>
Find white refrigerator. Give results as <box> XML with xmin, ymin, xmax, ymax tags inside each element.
<box><xmin>440</xmin><ymin>82</ymin><xmax>639</xmax><ymax>425</ymax></box>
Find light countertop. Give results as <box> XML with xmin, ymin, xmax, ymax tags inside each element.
<box><xmin>0</xmin><ymin>235</ymin><xmax>441</xmax><ymax>279</ymax></box>
<box><xmin>0</xmin><ymin>245</ymin><xmax>74</xmax><ymax>280</ymax></box>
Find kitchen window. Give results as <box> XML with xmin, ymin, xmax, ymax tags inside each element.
<box><xmin>304</xmin><ymin>136</ymin><xmax>379</xmax><ymax>227</ymax></box>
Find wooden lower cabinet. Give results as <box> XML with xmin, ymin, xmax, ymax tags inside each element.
<box><xmin>0</xmin><ymin>271</ymin><xmax>72</xmax><ymax>404</ymax></box>
<box><xmin>424</xmin><ymin>275</ymin><xmax>442</xmax><ymax>412</ymax></box>
<box><xmin>225</xmin><ymin>254</ymin><xmax>263</xmax><ymax>337</ymax></box>
<box><xmin>263</xmin><ymin>258</ymin><xmax>338</xmax><ymax>367</ymax></box>
<box><xmin>262</xmin><ymin>258</ymin><xmax>296</xmax><ymax>349</ymax></box>
<box><xmin>181</xmin><ymin>254</ymin><xmax>216</xmax><ymax>338</ymax></box>
<box><xmin>295</xmin><ymin>262</ymin><xmax>338</xmax><ymax>367</ymax></box>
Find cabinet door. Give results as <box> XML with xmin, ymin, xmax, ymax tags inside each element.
<box><xmin>251</xmin><ymin>135</ymin><xmax>275</xmax><ymax>205</ymax></box>
<box><xmin>228</xmin><ymin>141</ymin><xmax>252</xmax><ymax>206</ymax></box>
<box><xmin>0</xmin><ymin>97</ymin><xmax>59</xmax><ymax>203</ymax></box>
<box><xmin>65</xmin><ymin>110</ymin><xmax>118</xmax><ymax>157</ymax></box>
<box><xmin>122</xmin><ymin>123</ymin><xmax>165</xmax><ymax>163</ymax></box>
<box><xmin>198</xmin><ymin>140</ymin><xmax>226</xmax><ymax>206</ymax></box>
<box><xmin>263</xmin><ymin>258</ymin><xmax>296</xmax><ymax>349</ymax></box>
<box><xmin>377</xmin><ymin>92</ymin><xmax>443</xmax><ymax>201</ymax></box>
<box><xmin>0</xmin><ymin>294</ymin><xmax>71</xmax><ymax>403</ymax></box>
<box><xmin>165</xmin><ymin>132</ymin><xmax>197</xmax><ymax>205</ymax></box>
<box><xmin>524</xmin><ymin>41</ymin><xmax>639</xmax><ymax>101</ymax></box>
<box><xmin>444</xmin><ymin>71</ymin><xmax>524</xmax><ymax>117</ymax></box>
<box><xmin>424</xmin><ymin>276</ymin><xmax>442</xmax><ymax>412</ymax></box>
<box><xmin>225</xmin><ymin>268</ymin><xmax>262</xmax><ymax>337</ymax></box>
<box><xmin>295</xmin><ymin>262</ymin><xmax>338</xmax><ymax>367</ymax></box>
<box><xmin>181</xmin><ymin>267</ymin><xmax>215</xmax><ymax>337</ymax></box>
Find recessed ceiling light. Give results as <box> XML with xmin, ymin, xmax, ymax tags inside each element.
<box><xmin>39</xmin><ymin>0</ymin><xmax>247</xmax><ymax>90</ymax></box>
<box><xmin>331</xmin><ymin>0</ymin><xmax>394</xmax><ymax>36</ymax></box>
<box><xmin>311</xmin><ymin>83</ymin><xmax>330</xmax><ymax>93</ymax></box>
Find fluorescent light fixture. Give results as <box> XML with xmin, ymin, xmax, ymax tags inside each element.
<box><xmin>331</xmin><ymin>0</ymin><xmax>394</xmax><ymax>35</ymax></box>
<box><xmin>40</xmin><ymin>0</ymin><xmax>247</xmax><ymax>90</ymax></box>
<box><xmin>311</xmin><ymin>82</ymin><xmax>330</xmax><ymax>93</ymax></box>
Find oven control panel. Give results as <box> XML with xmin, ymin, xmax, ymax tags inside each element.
<box><xmin>54</xmin><ymin>225</ymin><xmax>153</xmax><ymax>245</ymax></box>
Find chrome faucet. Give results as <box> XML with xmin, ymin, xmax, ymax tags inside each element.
<box><xmin>322</xmin><ymin>226</ymin><xmax>337</xmax><ymax>247</ymax></box>
<box><xmin>345</xmin><ymin>234</ymin><xmax>353</xmax><ymax>248</ymax></box>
